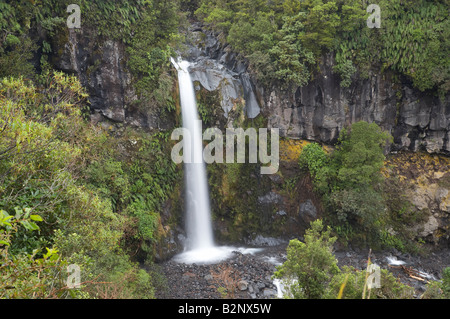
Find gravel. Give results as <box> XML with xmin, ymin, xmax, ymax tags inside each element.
<box><xmin>155</xmin><ymin>246</ymin><xmax>285</xmax><ymax>299</ymax></box>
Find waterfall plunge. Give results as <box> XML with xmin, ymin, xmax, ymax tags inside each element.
<box><xmin>171</xmin><ymin>58</ymin><xmax>262</xmax><ymax>264</ymax></box>
<box><xmin>175</xmin><ymin>59</ymin><xmax>215</xmax><ymax>251</ymax></box>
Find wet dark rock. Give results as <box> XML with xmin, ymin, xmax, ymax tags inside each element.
<box><xmin>237</xmin><ymin>280</ymin><xmax>248</xmax><ymax>291</ymax></box>
<box><xmin>298</xmin><ymin>199</ymin><xmax>318</xmax><ymax>226</ymax></box>
<box><xmin>257</xmin><ymin>192</ymin><xmax>283</xmax><ymax>205</ymax></box>
<box><xmin>264</xmin><ymin>53</ymin><xmax>449</xmax><ymax>155</ymax></box>
<box><xmin>247</xmin><ymin>235</ymin><xmax>286</xmax><ymax>247</ymax></box>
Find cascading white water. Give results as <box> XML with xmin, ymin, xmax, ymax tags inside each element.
<box><xmin>171</xmin><ymin>58</ymin><xmax>262</xmax><ymax>264</ymax></box>
<box><xmin>172</xmin><ymin>58</ymin><xmax>215</xmax><ymax>249</ymax></box>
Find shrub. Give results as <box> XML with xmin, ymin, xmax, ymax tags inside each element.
<box><xmin>422</xmin><ymin>267</ymin><xmax>450</xmax><ymax>299</ymax></box>
<box><xmin>326</xmin><ymin>266</ymin><xmax>414</xmax><ymax>299</ymax></box>
<box><xmin>274</xmin><ymin>220</ymin><xmax>339</xmax><ymax>299</ymax></box>
<box><xmin>299</xmin><ymin>122</ymin><xmax>395</xmax><ymax>244</ymax></box>
<box><xmin>332</xmin><ymin>121</ymin><xmax>393</xmax><ymax>189</ymax></box>
<box><xmin>0</xmin><ymin>73</ymin><xmax>159</xmax><ymax>298</ymax></box>
<box><xmin>275</xmin><ymin>221</ymin><xmax>415</xmax><ymax>300</ymax></box>
<box><xmin>298</xmin><ymin>142</ymin><xmax>329</xmax><ymax>179</ymax></box>
<box><xmin>0</xmin><ymin>209</ymin><xmax>75</xmax><ymax>298</ymax></box>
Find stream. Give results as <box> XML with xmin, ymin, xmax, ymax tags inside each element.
<box><xmin>155</xmin><ymin>241</ymin><xmax>450</xmax><ymax>299</ymax></box>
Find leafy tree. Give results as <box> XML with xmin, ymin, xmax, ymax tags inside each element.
<box><xmin>332</xmin><ymin>121</ymin><xmax>393</xmax><ymax>189</ymax></box>
<box><xmin>274</xmin><ymin>220</ymin><xmax>339</xmax><ymax>299</ymax></box>
<box><xmin>327</xmin><ymin>122</ymin><xmax>392</xmax><ymax>238</ymax></box>
<box><xmin>332</xmin><ymin>58</ymin><xmax>357</xmax><ymax>87</ymax></box>
<box><xmin>227</xmin><ymin>12</ymin><xmax>277</xmax><ymax>55</ymax></box>
<box><xmin>422</xmin><ymin>267</ymin><xmax>450</xmax><ymax>299</ymax></box>
<box><xmin>275</xmin><ymin>221</ymin><xmax>415</xmax><ymax>299</ymax></box>
<box><xmin>377</xmin><ymin>0</ymin><xmax>449</xmax><ymax>93</ymax></box>
<box><xmin>297</xmin><ymin>0</ymin><xmax>340</xmax><ymax>55</ymax></box>
<box><xmin>299</xmin><ymin>122</ymin><xmax>393</xmax><ymax>243</ymax></box>
<box><xmin>0</xmin><ymin>73</ymin><xmax>88</xmax><ymax>247</ymax></box>
<box><xmin>330</xmin><ymin>187</ymin><xmax>386</xmax><ymax>234</ymax></box>
<box><xmin>335</xmin><ymin>0</ymin><xmax>449</xmax><ymax>94</ymax></box>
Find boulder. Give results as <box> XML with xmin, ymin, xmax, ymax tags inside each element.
<box><xmin>237</xmin><ymin>280</ymin><xmax>248</xmax><ymax>291</ymax></box>
<box><xmin>418</xmin><ymin>215</ymin><xmax>440</xmax><ymax>238</ymax></box>
<box><xmin>298</xmin><ymin>199</ymin><xmax>318</xmax><ymax>225</ymax></box>
<box><xmin>257</xmin><ymin>192</ymin><xmax>283</xmax><ymax>205</ymax></box>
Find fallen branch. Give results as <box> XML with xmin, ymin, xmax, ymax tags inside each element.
<box><xmin>388</xmin><ymin>264</ymin><xmax>429</xmax><ymax>283</ymax></box>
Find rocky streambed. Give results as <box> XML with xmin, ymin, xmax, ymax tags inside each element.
<box><xmin>155</xmin><ymin>243</ymin><xmax>450</xmax><ymax>299</ymax></box>
<box><xmin>155</xmin><ymin>245</ymin><xmax>284</xmax><ymax>299</ymax></box>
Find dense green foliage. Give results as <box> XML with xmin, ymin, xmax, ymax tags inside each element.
<box><xmin>0</xmin><ymin>73</ymin><xmax>179</xmax><ymax>298</ymax></box>
<box><xmin>274</xmin><ymin>220</ymin><xmax>415</xmax><ymax>299</ymax></box>
<box><xmin>195</xmin><ymin>0</ymin><xmax>449</xmax><ymax>94</ymax></box>
<box><xmin>206</xmin><ymin>115</ymin><xmax>279</xmax><ymax>241</ymax></box>
<box><xmin>298</xmin><ymin>121</ymin><xmax>422</xmax><ymax>248</ymax></box>
<box><xmin>0</xmin><ymin>208</ymin><xmax>77</xmax><ymax>298</ymax></box>
<box><xmin>422</xmin><ymin>267</ymin><xmax>450</xmax><ymax>299</ymax></box>
<box><xmin>0</xmin><ymin>0</ymin><xmax>184</xmax><ymax>298</ymax></box>
<box><xmin>274</xmin><ymin>220</ymin><xmax>340</xmax><ymax>299</ymax></box>
<box><xmin>350</xmin><ymin>0</ymin><xmax>449</xmax><ymax>93</ymax></box>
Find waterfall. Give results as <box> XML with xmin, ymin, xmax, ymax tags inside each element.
<box><xmin>171</xmin><ymin>58</ymin><xmax>262</xmax><ymax>264</ymax></box>
<box><xmin>173</xmin><ymin>58</ymin><xmax>215</xmax><ymax>251</ymax></box>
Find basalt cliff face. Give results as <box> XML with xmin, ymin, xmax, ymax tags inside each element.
<box><xmin>53</xmin><ymin>28</ymin><xmax>172</xmax><ymax>131</ymax></box>
<box><xmin>54</xmin><ymin>29</ymin><xmax>132</xmax><ymax>123</ymax></box>
<box><xmin>54</xmin><ymin>25</ymin><xmax>449</xmax><ymax>156</ymax></box>
<box><xmin>186</xmin><ymin>25</ymin><xmax>450</xmax><ymax>155</ymax></box>
<box><xmin>264</xmin><ymin>54</ymin><xmax>450</xmax><ymax>155</ymax></box>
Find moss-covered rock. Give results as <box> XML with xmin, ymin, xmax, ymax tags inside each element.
<box><xmin>384</xmin><ymin>151</ymin><xmax>450</xmax><ymax>245</ymax></box>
